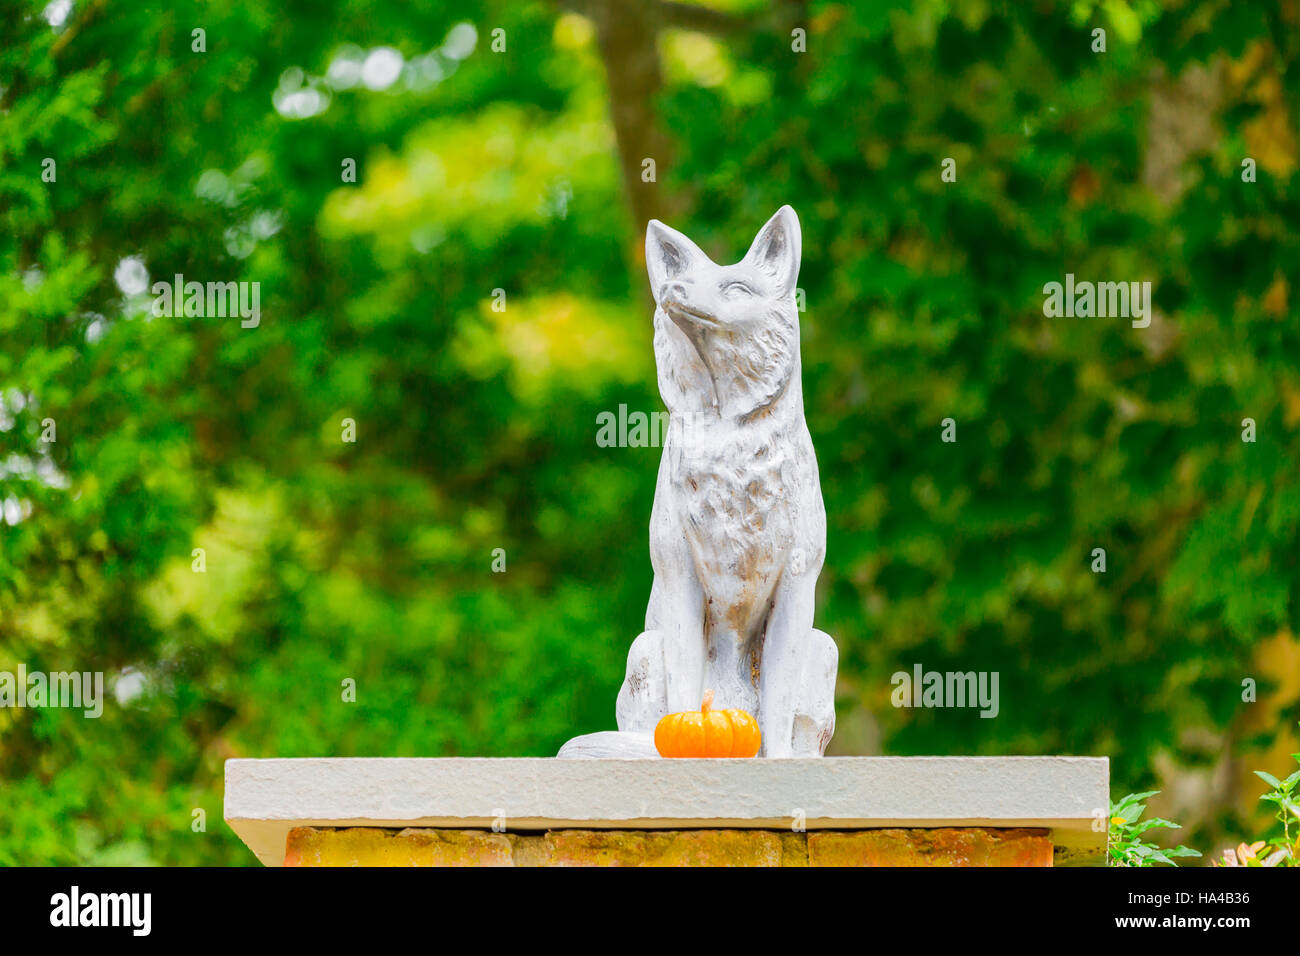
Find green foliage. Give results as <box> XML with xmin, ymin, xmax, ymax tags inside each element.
<box><xmin>1108</xmin><ymin>791</ymin><xmax>1201</xmax><ymax>867</ymax></box>
<box><xmin>1218</xmin><ymin>727</ymin><xmax>1300</xmax><ymax>866</ymax></box>
<box><xmin>1</xmin><ymin>0</ymin><xmax>1298</xmax><ymax>864</ymax></box>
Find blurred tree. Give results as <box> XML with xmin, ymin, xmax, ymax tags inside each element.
<box><xmin>0</xmin><ymin>0</ymin><xmax>1296</xmax><ymax>864</ymax></box>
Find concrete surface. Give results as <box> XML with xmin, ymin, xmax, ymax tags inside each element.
<box><xmin>224</xmin><ymin>755</ymin><xmax>1109</xmax><ymax>866</ymax></box>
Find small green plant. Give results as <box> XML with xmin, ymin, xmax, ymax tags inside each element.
<box><xmin>1217</xmin><ymin>737</ymin><xmax>1300</xmax><ymax>867</ymax></box>
<box><xmin>1108</xmin><ymin>790</ymin><xmax>1202</xmax><ymax>867</ymax></box>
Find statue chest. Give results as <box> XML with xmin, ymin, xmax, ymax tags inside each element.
<box><xmin>669</xmin><ymin>422</ymin><xmax>798</xmax><ymax>579</ymax></box>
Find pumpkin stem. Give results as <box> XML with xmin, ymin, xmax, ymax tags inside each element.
<box><xmin>701</xmin><ymin>689</ymin><xmax>714</xmax><ymax>714</ymax></box>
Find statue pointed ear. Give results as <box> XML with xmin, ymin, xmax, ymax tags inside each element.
<box><xmin>743</xmin><ymin>205</ymin><xmax>801</xmax><ymax>299</ymax></box>
<box><xmin>646</xmin><ymin>219</ymin><xmax>708</xmax><ymax>303</ymax></box>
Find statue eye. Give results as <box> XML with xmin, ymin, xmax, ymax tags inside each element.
<box><xmin>722</xmin><ymin>281</ymin><xmax>753</xmax><ymax>299</ymax></box>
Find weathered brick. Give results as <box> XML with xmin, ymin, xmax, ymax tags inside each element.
<box><xmin>806</xmin><ymin>827</ymin><xmax>1053</xmax><ymax>867</ymax></box>
<box><xmin>542</xmin><ymin>829</ymin><xmax>785</xmax><ymax>867</ymax></box>
<box><xmin>283</xmin><ymin>826</ymin><xmax>1054</xmax><ymax>866</ymax></box>
<box><xmin>284</xmin><ymin>826</ymin><xmax>514</xmax><ymax>867</ymax></box>
<box><xmin>779</xmin><ymin>830</ymin><xmax>809</xmax><ymax>866</ymax></box>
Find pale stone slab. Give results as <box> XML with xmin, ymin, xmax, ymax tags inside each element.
<box><xmin>224</xmin><ymin>756</ymin><xmax>1108</xmax><ymax>866</ymax></box>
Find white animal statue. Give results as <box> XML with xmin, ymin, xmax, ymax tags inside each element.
<box><xmin>559</xmin><ymin>206</ymin><xmax>837</xmax><ymax>759</ymax></box>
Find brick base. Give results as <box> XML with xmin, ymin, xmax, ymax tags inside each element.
<box><xmin>283</xmin><ymin>826</ymin><xmax>1054</xmax><ymax>866</ymax></box>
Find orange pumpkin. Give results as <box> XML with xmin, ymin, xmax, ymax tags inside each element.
<box><xmin>654</xmin><ymin>689</ymin><xmax>762</xmax><ymax>758</ymax></box>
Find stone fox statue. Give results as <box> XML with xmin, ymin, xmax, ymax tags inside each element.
<box><xmin>559</xmin><ymin>206</ymin><xmax>837</xmax><ymax>759</ymax></box>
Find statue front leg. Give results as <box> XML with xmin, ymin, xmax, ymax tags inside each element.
<box><xmin>758</xmin><ymin>573</ymin><xmax>818</xmax><ymax>757</ymax></box>
<box><xmin>660</xmin><ymin>566</ymin><xmax>706</xmax><ymax>713</ymax></box>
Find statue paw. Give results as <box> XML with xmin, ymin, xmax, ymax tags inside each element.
<box><xmin>615</xmin><ymin>630</ymin><xmax>668</xmax><ymax>733</ymax></box>
<box><xmin>791</xmin><ymin>629</ymin><xmax>838</xmax><ymax>757</ymax></box>
<box><xmin>557</xmin><ymin>731</ymin><xmax>659</xmax><ymax>759</ymax></box>
<box><xmin>567</xmin><ymin>627</ymin><xmax>836</xmax><ymax>758</ymax></box>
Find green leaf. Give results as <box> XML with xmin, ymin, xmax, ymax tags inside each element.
<box><xmin>1120</xmin><ymin>803</ymin><xmax>1146</xmax><ymax>823</ymax></box>
<box><xmin>1255</xmin><ymin>770</ymin><xmax>1284</xmax><ymax>789</ymax></box>
<box><xmin>1114</xmin><ymin>790</ymin><xmax>1160</xmax><ymax>811</ymax></box>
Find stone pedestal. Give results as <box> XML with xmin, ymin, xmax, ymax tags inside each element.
<box><xmin>224</xmin><ymin>756</ymin><xmax>1108</xmax><ymax>866</ymax></box>
<box><xmin>283</xmin><ymin>825</ymin><xmax>1055</xmax><ymax>866</ymax></box>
